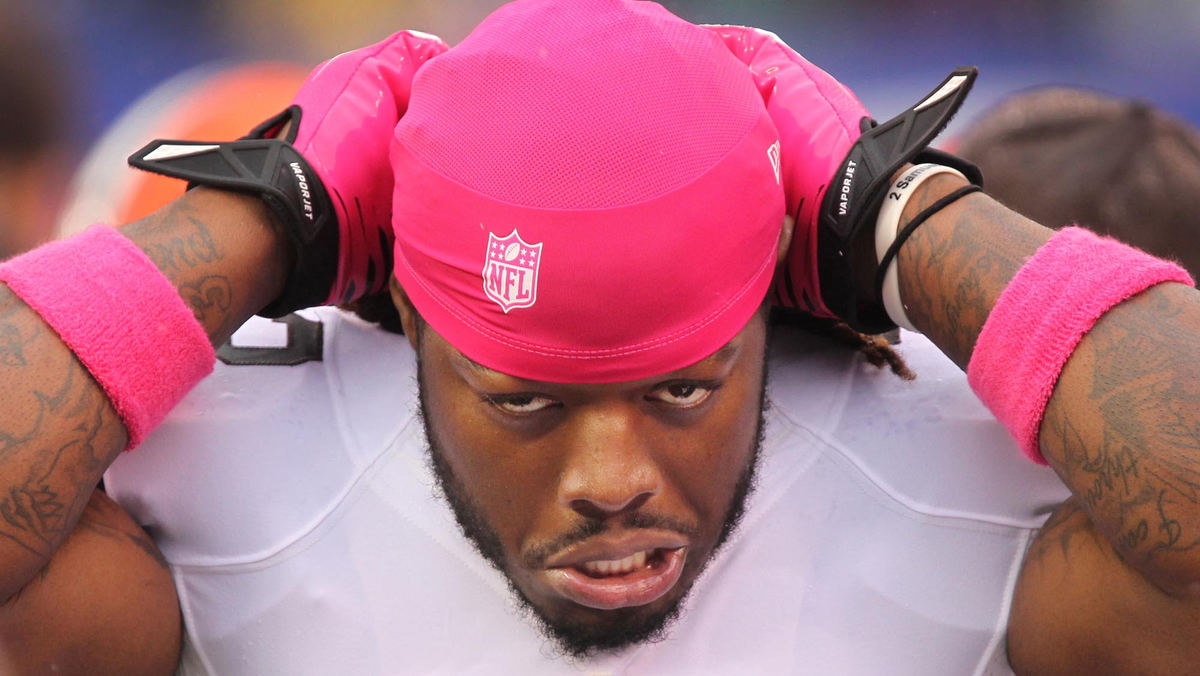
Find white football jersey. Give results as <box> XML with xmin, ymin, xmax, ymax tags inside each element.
<box><xmin>105</xmin><ymin>310</ymin><xmax>1069</xmax><ymax>675</ymax></box>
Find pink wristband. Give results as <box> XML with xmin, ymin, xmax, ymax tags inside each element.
<box><xmin>967</xmin><ymin>227</ymin><xmax>1193</xmax><ymax>464</ymax></box>
<box><xmin>0</xmin><ymin>226</ymin><xmax>215</xmax><ymax>449</ymax></box>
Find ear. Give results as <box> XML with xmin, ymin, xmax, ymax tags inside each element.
<box><xmin>776</xmin><ymin>214</ymin><xmax>795</xmax><ymax>274</ymax></box>
<box><xmin>389</xmin><ymin>277</ymin><xmax>421</xmax><ymax>352</ymax></box>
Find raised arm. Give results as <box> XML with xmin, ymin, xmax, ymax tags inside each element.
<box><xmin>710</xmin><ymin>22</ymin><xmax>1200</xmax><ymax>671</ymax></box>
<box><xmin>0</xmin><ymin>30</ymin><xmax>446</xmax><ymax>670</ymax></box>
<box><xmin>897</xmin><ymin>175</ymin><xmax>1200</xmax><ymax>673</ymax></box>
<box><xmin>0</xmin><ymin>188</ymin><xmax>283</xmax><ymax>603</ymax></box>
<box><xmin>0</xmin><ymin>189</ymin><xmax>285</xmax><ymax>670</ymax></box>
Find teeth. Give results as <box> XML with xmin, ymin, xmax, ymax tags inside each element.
<box><xmin>580</xmin><ymin>549</ymin><xmax>652</xmax><ymax>577</ymax></box>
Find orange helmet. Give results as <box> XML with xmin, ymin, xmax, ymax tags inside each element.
<box><xmin>59</xmin><ymin>62</ymin><xmax>308</xmax><ymax>236</ymax></box>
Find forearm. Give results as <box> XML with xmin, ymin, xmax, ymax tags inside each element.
<box><xmin>895</xmin><ymin>173</ymin><xmax>1050</xmax><ymax>369</ymax></box>
<box><xmin>897</xmin><ymin>175</ymin><xmax>1200</xmax><ymax>596</ymax></box>
<box><xmin>1038</xmin><ymin>283</ymin><xmax>1200</xmax><ymax>595</ymax></box>
<box><xmin>119</xmin><ymin>188</ymin><xmax>290</xmax><ymax>344</ymax></box>
<box><xmin>0</xmin><ymin>188</ymin><xmax>287</xmax><ymax>601</ymax></box>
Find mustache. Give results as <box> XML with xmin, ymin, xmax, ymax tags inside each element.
<box><xmin>521</xmin><ymin>512</ymin><xmax>701</xmax><ymax>569</ymax></box>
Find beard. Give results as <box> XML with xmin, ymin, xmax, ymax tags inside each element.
<box><xmin>415</xmin><ymin>356</ymin><xmax>769</xmax><ymax>659</ymax></box>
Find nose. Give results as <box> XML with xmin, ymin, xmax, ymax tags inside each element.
<box><xmin>556</xmin><ymin>404</ymin><xmax>662</xmax><ymax>520</ymax></box>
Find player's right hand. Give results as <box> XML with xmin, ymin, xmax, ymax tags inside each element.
<box><xmin>130</xmin><ymin>30</ymin><xmax>449</xmax><ymax>316</ymax></box>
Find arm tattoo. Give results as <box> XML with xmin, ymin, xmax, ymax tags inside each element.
<box><xmin>1022</xmin><ymin>498</ymin><xmax>1112</xmax><ymax>571</ymax></box>
<box><xmin>897</xmin><ymin>184</ymin><xmax>1200</xmax><ymax>590</ymax></box>
<box><xmin>0</xmin><ymin>318</ymin><xmax>39</xmax><ymax>368</ymax></box>
<box><xmin>1040</xmin><ymin>285</ymin><xmax>1200</xmax><ymax>578</ymax></box>
<box><xmin>123</xmin><ymin>198</ymin><xmax>239</xmax><ymax>339</ymax></box>
<box><xmin>0</xmin><ymin>189</ymin><xmax>272</xmax><ymax>598</ymax></box>
<box><xmin>124</xmin><ymin>205</ymin><xmax>224</xmax><ymax>278</ymax></box>
<box><xmin>179</xmin><ymin>276</ymin><xmax>234</xmax><ymax>323</ymax></box>
<box><xmin>0</xmin><ymin>288</ymin><xmax>123</xmax><ymax>560</ymax></box>
<box><xmin>897</xmin><ymin>186</ymin><xmax>1048</xmax><ymax>370</ymax></box>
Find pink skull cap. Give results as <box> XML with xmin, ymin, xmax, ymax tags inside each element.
<box><xmin>391</xmin><ymin>0</ymin><xmax>784</xmax><ymax>382</ymax></box>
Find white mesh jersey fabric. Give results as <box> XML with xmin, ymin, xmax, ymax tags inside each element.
<box><xmin>105</xmin><ymin>310</ymin><xmax>1067</xmax><ymax>674</ymax></box>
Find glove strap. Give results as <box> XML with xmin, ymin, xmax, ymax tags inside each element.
<box><xmin>127</xmin><ymin>106</ymin><xmax>337</xmax><ymax>317</ymax></box>
<box><xmin>817</xmin><ymin>67</ymin><xmax>981</xmax><ymax>334</ymax></box>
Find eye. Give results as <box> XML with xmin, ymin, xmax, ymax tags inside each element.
<box><xmin>649</xmin><ymin>381</ymin><xmax>717</xmax><ymax>408</ymax></box>
<box><xmin>484</xmin><ymin>393</ymin><xmax>558</xmax><ymax>415</ymax></box>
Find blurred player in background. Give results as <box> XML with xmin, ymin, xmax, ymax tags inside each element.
<box><xmin>58</xmin><ymin>62</ymin><xmax>308</xmax><ymax>237</ymax></box>
<box><xmin>956</xmin><ymin>86</ymin><xmax>1200</xmax><ymax>276</ymax></box>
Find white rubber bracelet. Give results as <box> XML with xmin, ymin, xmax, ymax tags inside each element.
<box><xmin>874</xmin><ymin>163</ymin><xmax>967</xmax><ymax>331</ymax></box>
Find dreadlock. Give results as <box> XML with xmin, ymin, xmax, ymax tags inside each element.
<box><xmin>340</xmin><ymin>291</ymin><xmax>407</xmax><ymax>335</ymax></box>
<box><xmin>768</xmin><ymin>307</ymin><xmax>914</xmax><ymax>380</ymax></box>
<box><xmin>341</xmin><ymin>294</ymin><xmax>914</xmax><ymax>381</ymax></box>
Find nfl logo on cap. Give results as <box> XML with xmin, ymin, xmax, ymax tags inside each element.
<box><xmin>483</xmin><ymin>229</ymin><xmax>543</xmax><ymax>313</ymax></box>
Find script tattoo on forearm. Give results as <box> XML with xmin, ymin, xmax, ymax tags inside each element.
<box><xmin>179</xmin><ymin>276</ymin><xmax>234</xmax><ymax>324</ymax></box>
<box><xmin>0</xmin><ymin>287</ymin><xmax>124</xmax><ymax>563</ymax></box>
<box><xmin>126</xmin><ymin>204</ymin><xmax>224</xmax><ymax>276</ymax></box>
<box><xmin>896</xmin><ymin>188</ymin><xmax>1047</xmax><ymax>370</ymax></box>
<box><xmin>897</xmin><ymin>187</ymin><xmax>1200</xmax><ymax>590</ymax></box>
<box><xmin>1040</xmin><ymin>285</ymin><xmax>1200</xmax><ymax>583</ymax></box>
<box><xmin>123</xmin><ymin>199</ymin><xmax>239</xmax><ymax>338</ymax></box>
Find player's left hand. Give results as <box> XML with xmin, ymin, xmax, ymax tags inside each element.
<box><xmin>707</xmin><ymin>26</ymin><xmax>978</xmax><ymax>333</ymax></box>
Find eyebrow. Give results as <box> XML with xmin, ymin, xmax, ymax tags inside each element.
<box><xmin>452</xmin><ymin>339</ymin><xmax>742</xmax><ymax>381</ymax></box>
<box><xmin>456</xmin><ymin>352</ymin><xmax>502</xmax><ymax>377</ymax></box>
<box><xmin>707</xmin><ymin>341</ymin><xmax>740</xmax><ymax>365</ymax></box>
